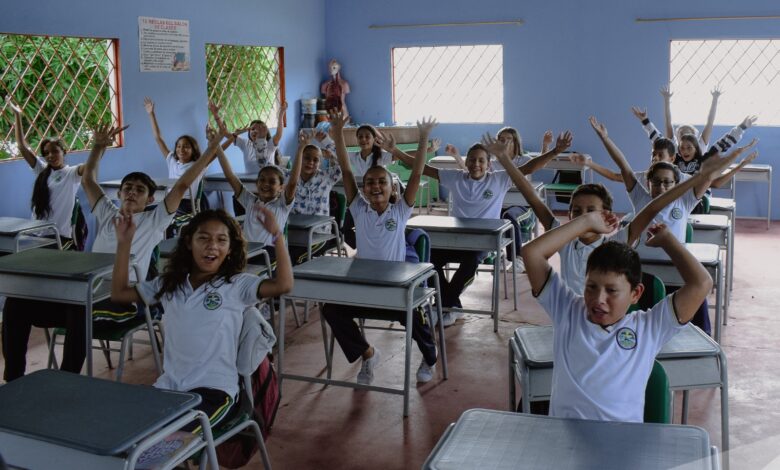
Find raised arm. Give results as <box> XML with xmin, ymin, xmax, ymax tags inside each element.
<box><xmin>143</xmin><ymin>97</ymin><xmax>170</xmax><ymax>158</ymax></box>
<box><xmin>705</xmin><ymin>116</ymin><xmax>755</xmax><ymax>158</ymax></box>
<box><xmin>271</xmin><ymin>101</ymin><xmax>288</xmax><ymax>146</ymax></box>
<box><xmin>111</xmin><ymin>213</ymin><xmax>143</xmax><ymax>304</ymax></box>
<box><xmin>646</xmin><ymin>224</ymin><xmax>712</xmax><ymax>323</ymax></box>
<box><xmin>208</xmin><ymin>101</ymin><xmax>236</xmax><ymax>151</ymax></box>
<box><xmin>6</xmin><ymin>97</ymin><xmax>37</xmax><ymax>167</ymax></box>
<box><xmin>522</xmin><ymin>211</ymin><xmax>619</xmax><ymax>295</ymax></box>
<box><xmin>589</xmin><ymin>117</ymin><xmax>637</xmax><ymax>192</ymax></box>
<box><xmin>517</xmin><ymin>131</ymin><xmax>573</xmax><ymax>175</ymax></box>
<box><xmin>631</xmin><ymin>106</ymin><xmax>664</xmax><ymax>142</ymax></box>
<box><xmin>699</xmin><ymin>140</ymin><xmax>756</xmax><ymax>196</ymax></box>
<box><xmin>444</xmin><ymin>143</ymin><xmax>466</xmax><ymax>170</ymax></box>
<box><xmin>541</xmin><ymin>130</ymin><xmax>553</xmax><ymax>154</ymax></box>
<box><xmin>82</xmin><ymin>124</ymin><xmax>127</xmax><ymax>209</ymax></box>
<box><xmin>660</xmin><ymin>85</ymin><xmax>674</xmax><ymax>139</ymax></box>
<box><xmin>255</xmin><ymin>205</ymin><xmax>293</xmax><ymax>297</ymax></box>
<box><xmin>378</xmin><ymin>132</ymin><xmax>439</xmax><ymax>180</ymax></box>
<box><xmin>330</xmin><ymin>110</ymin><xmax>358</xmax><ymax>204</ymax></box>
<box><xmin>569</xmin><ymin>153</ymin><xmax>622</xmax><ymax>183</ymax></box>
<box><xmin>284</xmin><ymin>131</ymin><xmax>306</xmax><ymax>204</ymax></box>
<box><xmin>404</xmin><ymin>117</ymin><xmax>437</xmax><ymax>207</ymax></box>
<box><xmin>164</xmin><ymin>128</ymin><xmax>220</xmax><ymax>213</ymax></box>
<box><xmin>700</xmin><ymin>86</ymin><xmax>722</xmax><ymax>146</ymax></box>
<box><xmin>486</xmin><ymin>134</ymin><xmax>555</xmax><ymax>230</ymax></box>
<box><xmin>711</xmin><ymin>149</ymin><xmax>758</xmax><ymax>189</ymax></box>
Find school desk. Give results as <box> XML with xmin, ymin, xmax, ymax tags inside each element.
<box><xmin>689</xmin><ymin>214</ymin><xmax>733</xmax><ymax>297</ymax></box>
<box><xmin>0</xmin><ymin>216</ymin><xmax>61</xmax><ymax>253</ymax></box>
<box><xmin>287</xmin><ymin>214</ymin><xmax>341</xmax><ymax>262</ymax></box>
<box><xmin>0</xmin><ymin>369</ymin><xmax>219</xmax><ymax>470</ymax></box>
<box><xmin>278</xmin><ymin>256</ymin><xmax>447</xmax><ymax>416</ymax></box>
<box><xmin>727</xmin><ymin>163</ymin><xmax>772</xmax><ymax>229</ymax></box>
<box><xmin>424</xmin><ymin>409</ymin><xmax>716</xmax><ymax>470</ymax></box>
<box><xmin>0</xmin><ymin>250</ymin><xmax>161</xmax><ymax>376</ymax></box>
<box><xmin>202</xmin><ymin>172</ymin><xmax>257</xmax><ymax>193</ymax></box>
<box><xmin>508</xmin><ymin>324</ymin><xmax>728</xmax><ymax>468</ymax></box>
<box><xmin>407</xmin><ymin>215</ymin><xmax>516</xmax><ymax>332</ymax></box>
<box><xmin>637</xmin><ymin>243</ymin><xmax>726</xmax><ymax>342</ymax></box>
<box><xmin>99</xmin><ymin>177</ymin><xmax>176</xmax><ymax>203</ymax></box>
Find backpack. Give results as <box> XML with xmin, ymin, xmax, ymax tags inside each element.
<box><xmin>405</xmin><ymin>228</ymin><xmax>430</xmax><ymax>264</ymax></box>
<box><xmin>215</xmin><ymin>354</ymin><xmax>280</xmax><ymax>468</ymax></box>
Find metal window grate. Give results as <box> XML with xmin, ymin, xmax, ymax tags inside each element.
<box><xmin>206</xmin><ymin>44</ymin><xmax>285</xmax><ymax>131</ymax></box>
<box><xmin>0</xmin><ymin>33</ymin><xmax>121</xmax><ymax>160</ymax></box>
<box><xmin>670</xmin><ymin>39</ymin><xmax>780</xmax><ymax>126</ymax></box>
<box><xmin>392</xmin><ymin>45</ymin><xmax>503</xmax><ymax>124</ymax></box>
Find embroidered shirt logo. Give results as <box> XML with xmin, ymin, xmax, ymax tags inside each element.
<box><xmin>385</xmin><ymin>218</ymin><xmax>397</xmax><ymax>231</ymax></box>
<box><xmin>203</xmin><ymin>292</ymin><xmax>223</xmax><ymax>310</ymax></box>
<box><xmin>53</xmin><ymin>172</ymin><xmax>63</xmax><ymax>183</ymax></box>
<box><xmin>671</xmin><ymin>208</ymin><xmax>683</xmax><ymax>220</ymax></box>
<box><xmin>482</xmin><ymin>189</ymin><xmax>494</xmax><ymax>200</ymax></box>
<box><xmin>616</xmin><ymin>327</ymin><xmax>637</xmax><ymax>350</ymax></box>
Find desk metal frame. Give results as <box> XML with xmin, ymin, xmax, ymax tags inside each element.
<box><xmin>689</xmin><ymin>214</ymin><xmax>733</xmax><ymax>303</ymax></box>
<box><xmin>0</xmin><ymin>217</ymin><xmax>62</xmax><ymax>253</ymax></box>
<box><xmin>278</xmin><ymin>259</ymin><xmax>447</xmax><ymax>416</ymax></box>
<box><xmin>728</xmin><ymin>163</ymin><xmax>772</xmax><ymax>229</ymax></box>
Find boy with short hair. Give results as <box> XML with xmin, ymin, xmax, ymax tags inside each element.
<box><xmin>521</xmin><ymin>213</ymin><xmax>712</xmax><ymax>422</ymax></box>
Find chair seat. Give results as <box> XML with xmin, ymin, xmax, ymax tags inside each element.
<box><xmin>544</xmin><ymin>183</ymin><xmax>579</xmax><ymax>192</ymax></box>
<box><xmin>53</xmin><ymin>316</ymin><xmax>148</xmax><ymax>342</ymax></box>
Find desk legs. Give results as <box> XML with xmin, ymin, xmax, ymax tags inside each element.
<box><xmin>85</xmin><ymin>278</ymin><xmax>94</xmax><ymax>377</ymax></box>
<box><xmin>714</xmin><ymin>261</ymin><xmax>724</xmax><ymax>342</ymax></box>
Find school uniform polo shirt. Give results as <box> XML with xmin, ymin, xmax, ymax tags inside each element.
<box><xmin>628</xmin><ymin>184</ymin><xmax>699</xmax><ymax>243</ymax></box>
<box><xmin>236</xmin><ymin>184</ymin><xmax>293</xmax><ymax>246</ymax></box>
<box><xmin>136</xmin><ymin>273</ymin><xmax>263</xmax><ymax>398</ymax></box>
<box><xmin>536</xmin><ymin>270</ymin><xmax>685</xmax><ymax>422</ymax></box>
<box><xmin>512</xmin><ymin>154</ymin><xmax>533</xmax><ymax>168</ymax></box>
<box><xmin>165</xmin><ymin>152</ymin><xmax>201</xmax><ymax>201</ymax></box>
<box><xmin>91</xmin><ymin>196</ymin><xmax>174</xmax><ymax>280</ymax></box>
<box><xmin>350</xmin><ymin>195</ymin><xmax>412</xmax><ymax>262</ymax></box>
<box><xmin>348</xmin><ymin>150</ymin><xmax>393</xmax><ymax>177</ymax></box>
<box><xmin>288</xmin><ymin>164</ymin><xmax>342</xmax><ymax>234</ymax></box>
<box><xmin>235</xmin><ymin>135</ymin><xmax>277</xmax><ymax>175</ymax></box>
<box><xmin>552</xmin><ymin>218</ymin><xmax>632</xmax><ymax>296</ymax></box>
<box><xmin>32</xmin><ymin>158</ymin><xmax>81</xmax><ymax>238</ymax></box>
<box><xmin>438</xmin><ymin>169</ymin><xmax>513</xmax><ymax>220</ymax></box>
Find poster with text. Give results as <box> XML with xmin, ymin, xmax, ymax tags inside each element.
<box><xmin>139</xmin><ymin>16</ymin><xmax>190</xmax><ymax>72</ymax></box>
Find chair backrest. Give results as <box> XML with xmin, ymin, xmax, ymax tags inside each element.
<box><xmin>551</xmin><ymin>170</ymin><xmax>582</xmax><ymax>203</ymax></box>
<box><xmin>405</xmin><ymin>228</ymin><xmax>430</xmax><ymax>264</ymax></box>
<box><xmin>701</xmin><ymin>194</ymin><xmax>711</xmax><ymax>214</ymax></box>
<box><xmin>644</xmin><ymin>360</ymin><xmax>672</xmax><ymax>423</ymax></box>
<box><xmin>628</xmin><ymin>272</ymin><xmax>667</xmax><ymax>313</ymax></box>
<box><xmin>685</xmin><ymin>222</ymin><xmax>693</xmax><ymax>243</ymax></box>
<box><xmin>331</xmin><ymin>191</ymin><xmax>347</xmax><ymax>229</ymax></box>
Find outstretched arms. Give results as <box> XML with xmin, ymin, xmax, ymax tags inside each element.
<box><xmin>284</xmin><ymin>131</ymin><xmax>306</xmax><ymax>204</ymax></box>
<box><xmin>143</xmin><ymin>97</ymin><xmax>170</xmax><ymax>158</ymax></box>
<box><xmin>6</xmin><ymin>97</ymin><xmax>37</xmax><ymax>168</ymax></box>
<box><xmin>163</xmin><ymin>127</ymin><xmax>221</xmax><ymax>213</ymax></box>
<box><xmin>256</xmin><ymin>205</ymin><xmax>294</xmax><ymax>297</ymax></box>
<box><xmin>517</xmin><ymin>131</ymin><xmax>573</xmax><ymax>175</ymax></box>
<box><xmin>701</xmin><ymin>86</ymin><xmax>722</xmax><ymax>146</ymax></box>
<box><xmin>329</xmin><ymin>110</ymin><xmax>358</xmax><ymax>204</ymax></box>
<box><xmin>660</xmin><ymin>85</ymin><xmax>674</xmax><ymax>139</ymax></box>
<box><xmin>271</xmin><ymin>101</ymin><xmax>288</xmax><ymax>146</ymax></box>
<box><xmin>81</xmin><ymin>124</ymin><xmax>128</xmax><ymax>209</ymax></box>
<box><xmin>403</xmin><ymin>118</ymin><xmax>437</xmax><ymax>207</ymax></box>
<box><xmin>589</xmin><ymin>116</ymin><xmax>638</xmax><ymax>192</ymax></box>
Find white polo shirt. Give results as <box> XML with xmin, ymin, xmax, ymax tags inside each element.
<box><xmin>91</xmin><ymin>196</ymin><xmax>174</xmax><ymax>280</ymax></box>
<box><xmin>288</xmin><ymin>164</ymin><xmax>342</xmax><ymax>234</ymax></box>
<box><xmin>165</xmin><ymin>153</ymin><xmax>201</xmax><ymax>201</ymax></box>
<box><xmin>31</xmin><ymin>158</ymin><xmax>81</xmax><ymax>238</ymax></box>
<box><xmin>536</xmin><ymin>270</ymin><xmax>685</xmax><ymax>423</ymax></box>
<box><xmin>235</xmin><ymin>135</ymin><xmax>277</xmax><ymax>174</ymax></box>
<box><xmin>350</xmin><ymin>195</ymin><xmax>412</xmax><ymax>262</ymax></box>
<box><xmin>628</xmin><ymin>183</ymin><xmax>699</xmax><ymax>243</ymax></box>
<box><xmin>552</xmin><ymin>218</ymin><xmax>633</xmax><ymax>295</ymax></box>
<box><xmin>438</xmin><ymin>169</ymin><xmax>513</xmax><ymax>219</ymax></box>
<box><xmin>136</xmin><ymin>273</ymin><xmax>263</xmax><ymax>398</ymax></box>
<box><xmin>348</xmin><ymin>150</ymin><xmax>393</xmax><ymax>177</ymax></box>
<box><xmin>236</xmin><ymin>184</ymin><xmax>293</xmax><ymax>246</ymax></box>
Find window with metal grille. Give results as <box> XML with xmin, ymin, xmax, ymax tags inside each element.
<box><xmin>0</xmin><ymin>33</ymin><xmax>121</xmax><ymax>160</ymax></box>
<box><xmin>392</xmin><ymin>45</ymin><xmax>504</xmax><ymax>124</ymax></box>
<box><xmin>670</xmin><ymin>39</ymin><xmax>780</xmax><ymax>126</ymax></box>
<box><xmin>206</xmin><ymin>44</ymin><xmax>285</xmax><ymax>131</ymax></box>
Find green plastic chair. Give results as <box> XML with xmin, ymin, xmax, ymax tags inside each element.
<box><xmin>685</xmin><ymin>222</ymin><xmax>693</xmax><ymax>244</ymax></box>
<box><xmin>628</xmin><ymin>272</ymin><xmax>666</xmax><ymax>313</ymax></box>
<box><xmin>644</xmin><ymin>360</ymin><xmax>672</xmax><ymax>424</ymax></box>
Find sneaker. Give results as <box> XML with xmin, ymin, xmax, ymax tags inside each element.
<box><xmin>506</xmin><ymin>257</ymin><xmax>525</xmax><ymax>273</ymax></box>
<box><xmin>441</xmin><ymin>311</ymin><xmax>463</xmax><ymax>327</ymax></box>
<box><xmin>259</xmin><ymin>302</ymin><xmax>272</xmax><ymax>320</ymax></box>
<box><xmin>416</xmin><ymin>359</ymin><xmax>435</xmax><ymax>383</ymax></box>
<box><xmin>357</xmin><ymin>347</ymin><xmax>381</xmax><ymax>385</ymax></box>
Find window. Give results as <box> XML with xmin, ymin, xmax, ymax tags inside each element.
<box><xmin>206</xmin><ymin>44</ymin><xmax>285</xmax><ymax>131</ymax></box>
<box><xmin>392</xmin><ymin>45</ymin><xmax>503</xmax><ymax>124</ymax></box>
<box><xmin>670</xmin><ymin>39</ymin><xmax>780</xmax><ymax>127</ymax></box>
<box><xmin>0</xmin><ymin>33</ymin><xmax>121</xmax><ymax>160</ymax></box>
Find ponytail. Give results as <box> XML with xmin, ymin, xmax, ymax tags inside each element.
<box><xmin>370</xmin><ymin>144</ymin><xmax>383</xmax><ymax>167</ymax></box>
<box><xmin>31</xmin><ymin>166</ymin><xmax>53</xmax><ymax>220</ymax></box>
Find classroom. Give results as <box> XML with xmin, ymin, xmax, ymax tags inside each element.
<box><xmin>0</xmin><ymin>0</ymin><xmax>779</xmax><ymax>468</ymax></box>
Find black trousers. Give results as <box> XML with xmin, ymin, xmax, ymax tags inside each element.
<box><xmin>321</xmin><ymin>303</ymin><xmax>437</xmax><ymax>366</ymax></box>
<box><xmin>430</xmin><ymin>249</ymin><xmax>486</xmax><ymax>309</ymax></box>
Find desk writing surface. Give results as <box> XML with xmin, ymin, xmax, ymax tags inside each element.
<box><xmin>205</xmin><ymin>172</ymin><xmax>257</xmax><ymax>182</ymax></box>
<box><xmin>408</xmin><ymin>215</ymin><xmax>510</xmax><ymax>234</ymax></box>
<box><xmin>427</xmin><ymin>409</ymin><xmax>711</xmax><ymax>470</ymax></box>
<box><xmin>293</xmin><ymin>257</ymin><xmax>431</xmax><ymax>286</ymax></box>
<box><xmin>0</xmin><ymin>217</ymin><xmax>53</xmax><ymax>235</ymax></box>
<box><xmin>0</xmin><ymin>250</ymin><xmax>115</xmax><ymax>280</ymax></box>
<box><xmin>689</xmin><ymin>214</ymin><xmax>729</xmax><ymax>228</ymax></box>
<box><xmin>287</xmin><ymin>214</ymin><xmax>333</xmax><ymax>229</ymax></box>
<box><xmin>0</xmin><ymin>370</ymin><xmax>200</xmax><ymax>456</ymax></box>
<box><xmin>637</xmin><ymin>243</ymin><xmax>720</xmax><ymax>264</ymax></box>
<box><xmin>100</xmin><ymin>178</ymin><xmax>177</xmax><ymax>189</ymax></box>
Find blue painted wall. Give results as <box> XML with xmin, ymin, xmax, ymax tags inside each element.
<box><xmin>324</xmin><ymin>0</ymin><xmax>779</xmax><ymax>218</ymax></box>
<box><xmin>0</xmin><ymin>0</ymin><xmax>325</xmax><ymax>217</ymax></box>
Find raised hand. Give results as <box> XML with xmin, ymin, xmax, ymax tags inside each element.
<box><xmin>314</xmin><ymin>130</ymin><xmax>328</xmax><ymax>142</ymax></box>
<box><xmin>255</xmin><ymin>204</ymin><xmax>281</xmax><ymax>236</ymax></box>
<box><xmin>430</xmin><ymin>138</ymin><xmax>441</xmax><ymax>153</ymax></box>
<box><xmin>328</xmin><ymin>109</ymin><xmax>349</xmax><ymax>132</ymax></box>
<box><xmin>631</xmin><ymin>106</ymin><xmax>647</xmax><ymax>121</ymax></box>
<box><xmin>554</xmin><ymin>131</ymin><xmax>573</xmax><ymax>153</ymax></box>
<box><xmin>586</xmin><ymin>210</ymin><xmax>620</xmax><ymax>234</ymax></box>
<box><xmin>444</xmin><ymin>143</ymin><xmax>460</xmax><ymax>157</ymax></box>
<box><xmin>297</xmin><ymin>130</ymin><xmax>313</xmax><ymax>149</ymax></box>
<box><xmin>112</xmin><ymin>211</ymin><xmax>136</xmax><ymax>245</ymax></box>
<box><xmin>5</xmin><ymin>95</ymin><xmax>22</xmax><ymax>114</ymax></box>
<box><xmin>645</xmin><ymin>223</ymin><xmax>673</xmax><ymax>248</ymax></box>
<box><xmin>740</xmin><ymin>115</ymin><xmax>758</xmax><ymax>129</ymax></box>
<box><xmin>542</xmin><ymin>130</ymin><xmax>553</xmax><ymax>148</ymax></box>
<box><xmin>482</xmin><ymin>132</ymin><xmax>511</xmax><ymax>159</ymax></box>
<box><xmin>660</xmin><ymin>84</ymin><xmax>673</xmax><ymax>100</ymax></box>
<box><xmin>711</xmin><ymin>85</ymin><xmax>723</xmax><ymax>99</ymax></box>
<box><xmin>589</xmin><ymin>116</ymin><xmax>608</xmax><ymax>139</ymax></box>
<box><xmin>143</xmin><ymin>97</ymin><xmax>155</xmax><ymax>115</ymax></box>
<box><xmin>375</xmin><ymin>131</ymin><xmax>396</xmax><ymax>153</ymax></box>
<box><xmin>92</xmin><ymin>123</ymin><xmax>128</xmax><ymax>148</ymax></box>
<box><xmin>205</xmin><ymin>125</ymin><xmax>218</xmax><ymax>141</ymax></box>
<box><xmin>741</xmin><ymin>150</ymin><xmax>758</xmax><ymax>165</ymax></box>
<box><xmin>417</xmin><ymin>116</ymin><xmax>438</xmax><ymax>135</ymax></box>
<box><xmin>568</xmin><ymin>153</ymin><xmax>591</xmax><ymax>167</ymax></box>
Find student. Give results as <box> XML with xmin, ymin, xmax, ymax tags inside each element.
<box><xmin>143</xmin><ymin>97</ymin><xmax>203</xmax><ymax>215</ymax></box>
<box><xmin>2</xmin><ymin>124</ymin><xmax>222</xmax><ymax>381</ymax></box>
<box><xmin>522</xmin><ymin>214</ymin><xmax>713</xmax><ymax>423</ymax></box>
<box><xmin>483</xmin><ymin>133</ymin><xmax>736</xmax><ymax>296</ymax></box>
<box><xmin>389</xmin><ymin>130</ymin><xmax>571</xmax><ymax>326</ymax></box>
<box><xmin>285</xmin><ymin>137</ymin><xmax>343</xmax><ymax>265</ymax></box>
<box><xmin>6</xmin><ymin>97</ymin><xmax>84</xmax><ymax>249</ymax></box>
<box><xmin>111</xmin><ymin>207</ymin><xmax>292</xmax><ymax>432</ymax></box>
<box><xmin>213</xmin><ymin>124</ymin><xmax>302</xmax><ymax>269</ymax></box>
<box><xmin>322</xmin><ymin>110</ymin><xmax>437</xmax><ymax>384</ymax></box>
<box><xmin>225</xmin><ymin>102</ymin><xmax>288</xmax><ymax>174</ymax></box>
